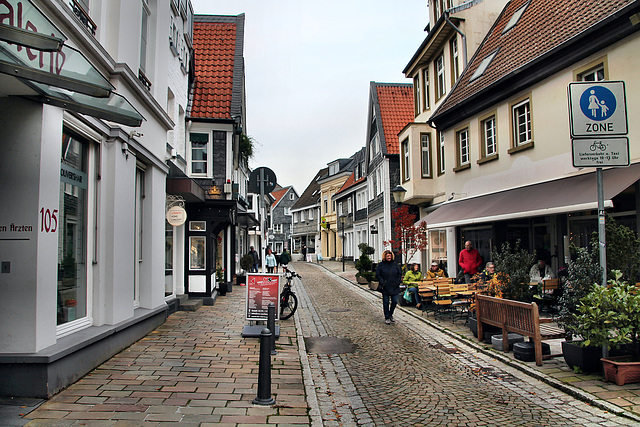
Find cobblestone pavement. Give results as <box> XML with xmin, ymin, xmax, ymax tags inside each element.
<box><xmin>294</xmin><ymin>262</ymin><xmax>639</xmax><ymax>426</ymax></box>
<box><xmin>22</xmin><ymin>285</ymin><xmax>310</xmax><ymax>426</ymax></box>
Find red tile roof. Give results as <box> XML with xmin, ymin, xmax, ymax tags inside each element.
<box><xmin>336</xmin><ymin>172</ymin><xmax>366</xmax><ymax>195</ymax></box>
<box><xmin>375</xmin><ymin>84</ymin><xmax>414</xmax><ymax>155</ymax></box>
<box><xmin>270</xmin><ymin>187</ymin><xmax>289</xmax><ymax>206</ymax></box>
<box><xmin>433</xmin><ymin>0</ymin><xmax>636</xmax><ymax>121</ymax></box>
<box><xmin>190</xmin><ymin>20</ymin><xmax>237</xmax><ymax>119</ymax></box>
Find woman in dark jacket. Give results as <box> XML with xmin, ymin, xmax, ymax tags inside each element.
<box><xmin>375</xmin><ymin>250</ymin><xmax>403</xmax><ymax>324</ymax></box>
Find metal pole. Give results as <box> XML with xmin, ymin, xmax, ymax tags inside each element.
<box><xmin>597</xmin><ymin>167</ymin><xmax>607</xmax><ymax>286</ymax></box>
<box><xmin>253</xmin><ymin>328</ymin><xmax>276</xmax><ymax>406</ymax></box>
<box><xmin>342</xmin><ymin>219</ymin><xmax>345</xmax><ymax>272</ymax></box>
<box><xmin>267</xmin><ymin>303</ymin><xmax>276</xmax><ymax>355</ymax></box>
<box><xmin>260</xmin><ymin>169</ymin><xmax>266</xmax><ymax>273</ymax></box>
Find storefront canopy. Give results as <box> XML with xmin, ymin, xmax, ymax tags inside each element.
<box><xmin>424</xmin><ymin>163</ymin><xmax>640</xmax><ymax>229</ymax></box>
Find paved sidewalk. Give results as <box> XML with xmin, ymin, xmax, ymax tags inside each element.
<box><xmin>319</xmin><ymin>259</ymin><xmax>640</xmax><ymax>423</ymax></box>
<box><xmin>16</xmin><ymin>259</ymin><xmax>640</xmax><ymax>425</ymax></box>
<box><xmin>23</xmin><ymin>286</ymin><xmax>310</xmax><ymax>426</ymax></box>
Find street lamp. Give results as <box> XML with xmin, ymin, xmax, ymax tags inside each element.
<box><xmin>391</xmin><ymin>185</ymin><xmax>406</xmax><ymax>204</ymax></box>
<box><xmin>339</xmin><ymin>214</ymin><xmax>347</xmax><ymax>272</ymax></box>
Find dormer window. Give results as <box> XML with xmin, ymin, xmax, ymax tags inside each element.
<box><xmin>503</xmin><ymin>1</ymin><xmax>530</xmax><ymax>34</ymax></box>
<box><xmin>470</xmin><ymin>50</ymin><xmax>498</xmax><ymax>82</ymax></box>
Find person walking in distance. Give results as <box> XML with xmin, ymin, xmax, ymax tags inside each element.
<box><xmin>265</xmin><ymin>249</ymin><xmax>277</xmax><ymax>273</ymax></box>
<box><xmin>376</xmin><ymin>250</ymin><xmax>403</xmax><ymax>324</ymax></box>
<box><xmin>248</xmin><ymin>246</ymin><xmax>259</xmax><ymax>273</ymax></box>
<box><xmin>459</xmin><ymin>241</ymin><xmax>482</xmax><ymax>284</ymax></box>
<box><xmin>301</xmin><ymin>244</ymin><xmax>307</xmax><ymax>261</ymax></box>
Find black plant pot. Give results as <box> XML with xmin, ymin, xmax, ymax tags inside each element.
<box><xmin>562</xmin><ymin>340</ymin><xmax>603</xmax><ymax>373</ymax></box>
<box><xmin>468</xmin><ymin>316</ymin><xmax>501</xmax><ymax>342</ymax></box>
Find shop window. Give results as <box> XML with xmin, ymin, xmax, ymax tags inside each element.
<box><xmin>57</xmin><ymin>131</ymin><xmax>89</xmax><ymax>328</ymax></box>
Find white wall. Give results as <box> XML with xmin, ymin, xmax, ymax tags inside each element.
<box><xmin>0</xmin><ymin>99</ymin><xmax>62</xmax><ymax>352</ymax></box>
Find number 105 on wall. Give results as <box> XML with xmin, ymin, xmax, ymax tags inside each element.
<box><xmin>40</xmin><ymin>208</ymin><xmax>58</xmax><ymax>233</ymax></box>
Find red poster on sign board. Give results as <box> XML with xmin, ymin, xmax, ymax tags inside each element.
<box><xmin>245</xmin><ymin>273</ymin><xmax>281</xmax><ymax>321</ymax></box>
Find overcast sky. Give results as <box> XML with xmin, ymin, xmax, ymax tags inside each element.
<box><xmin>191</xmin><ymin>1</ymin><xmax>429</xmax><ymax>194</ymax></box>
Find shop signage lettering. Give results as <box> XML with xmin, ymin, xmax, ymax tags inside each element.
<box><xmin>0</xmin><ymin>223</ymin><xmax>33</xmax><ymax>232</ymax></box>
<box><xmin>0</xmin><ymin>0</ymin><xmax>66</xmax><ymax>74</ymax></box>
<box><xmin>60</xmin><ymin>167</ymin><xmax>83</xmax><ymax>184</ymax></box>
<box><xmin>60</xmin><ymin>164</ymin><xmax>87</xmax><ymax>189</ymax></box>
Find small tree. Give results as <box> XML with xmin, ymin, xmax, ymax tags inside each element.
<box><xmin>557</xmin><ymin>246</ymin><xmax>602</xmax><ymax>337</ymax></box>
<box><xmin>384</xmin><ymin>205</ymin><xmax>428</xmax><ymax>267</ymax></box>
<box><xmin>355</xmin><ymin>243</ymin><xmax>375</xmax><ymax>282</ymax></box>
<box><xmin>590</xmin><ymin>214</ymin><xmax>640</xmax><ymax>282</ymax></box>
<box><xmin>491</xmin><ymin>240</ymin><xmax>536</xmax><ymax>302</ymax></box>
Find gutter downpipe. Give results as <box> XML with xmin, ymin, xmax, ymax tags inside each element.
<box><xmin>443</xmin><ymin>11</ymin><xmax>468</xmax><ymax>68</ymax></box>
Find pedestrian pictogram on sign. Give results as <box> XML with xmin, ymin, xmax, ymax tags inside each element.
<box><xmin>568</xmin><ymin>81</ymin><xmax>627</xmax><ymax>137</ymax></box>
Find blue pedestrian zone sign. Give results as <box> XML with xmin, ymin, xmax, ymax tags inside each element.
<box><xmin>569</xmin><ymin>81</ymin><xmax>627</xmax><ymax>137</ymax></box>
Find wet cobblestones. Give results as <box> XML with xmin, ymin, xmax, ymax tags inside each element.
<box><xmin>294</xmin><ymin>262</ymin><xmax>638</xmax><ymax>426</ymax></box>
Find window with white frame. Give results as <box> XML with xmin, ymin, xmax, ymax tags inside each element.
<box><xmin>436</xmin><ymin>52</ymin><xmax>446</xmax><ymax>99</ymax></box>
<box><xmin>421</xmin><ymin>133</ymin><xmax>431</xmax><ymax>178</ymax></box>
<box><xmin>422</xmin><ymin>67</ymin><xmax>430</xmax><ymax>110</ymax></box>
<box><xmin>284</xmin><ymin>207</ymin><xmax>291</xmax><ymax>215</ymax></box>
<box><xmin>348</xmin><ymin>198</ymin><xmax>352</xmax><ymax>213</ymax></box>
<box><xmin>450</xmin><ymin>37</ymin><xmax>459</xmax><ymax>83</ymax></box>
<box><xmin>190</xmin><ymin>132</ymin><xmax>209</xmax><ymax>175</ymax></box>
<box><xmin>482</xmin><ymin>115</ymin><xmax>497</xmax><ymax>158</ymax></box>
<box><xmin>438</xmin><ymin>131</ymin><xmax>445</xmax><ymax>175</ymax></box>
<box><xmin>289</xmin><ymin>193</ymin><xmax>294</xmax><ymax>200</ymax></box>
<box><xmin>579</xmin><ymin>63</ymin><xmax>606</xmax><ymax>82</ymax></box>
<box><xmin>401</xmin><ymin>138</ymin><xmax>410</xmax><ymax>181</ymax></box>
<box><xmin>456</xmin><ymin>128</ymin><xmax>470</xmax><ymax>167</ymax></box>
<box><xmin>300</xmin><ymin>210</ymin><xmax>305</xmax><ymax>222</ymax></box>
<box><xmin>512</xmin><ymin>98</ymin><xmax>532</xmax><ymax>147</ymax></box>
<box><xmin>140</xmin><ymin>3</ymin><xmax>150</xmax><ymax>73</ymax></box>
<box><xmin>413</xmin><ymin>75</ymin><xmax>421</xmax><ymax>115</ymax></box>
<box><xmin>308</xmin><ymin>208</ymin><xmax>313</xmax><ymax>220</ymax></box>
<box><xmin>377</xmin><ymin>169</ymin><xmax>383</xmax><ymax>196</ymax></box>
<box><xmin>323</xmin><ymin>196</ymin><xmax>328</xmax><ymax>214</ymax></box>
<box><xmin>294</xmin><ymin>212</ymin><xmax>298</xmax><ymax>223</ymax></box>
<box><xmin>274</xmin><ymin>224</ymin><xmax>282</xmax><ymax>233</ymax></box>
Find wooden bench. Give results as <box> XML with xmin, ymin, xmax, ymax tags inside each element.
<box><xmin>476</xmin><ymin>294</ymin><xmax>566</xmax><ymax>366</ymax></box>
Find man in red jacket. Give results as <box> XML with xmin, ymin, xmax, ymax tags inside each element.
<box><xmin>459</xmin><ymin>241</ymin><xmax>482</xmax><ymax>283</ymax></box>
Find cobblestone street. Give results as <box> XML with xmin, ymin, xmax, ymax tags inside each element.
<box><xmin>295</xmin><ymin>262</ymin><xmax>637</xmax><ymax>426</ymax></box>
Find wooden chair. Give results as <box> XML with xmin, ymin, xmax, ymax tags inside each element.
<box><xmin>533</xmin><ymin>279</ymin><xmax>559</xmax><ymax>312</ymax></box>
<box><xmin>418</xmin><ymin>281</ymin><xmax>435</xmax><ymax>316</ymax></box>
<box><xmin>433</xmin><ymin>282</ymin><xmax>453</xmax><ymax>320</ymax></box>
<box><xmin>450</xmin><ymin>283</ymin><xmax>473</xmax><ymax>323</ymax></box>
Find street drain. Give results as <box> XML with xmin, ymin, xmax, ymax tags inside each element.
<box><xmin>326</xmin><ymin>308</ymin><xmax>350</xmax><ymax>312</ymax></box>
<box><xmin>304</xmin><ymin>336</ymin><xmax>356</xmax><ymax>354</ymax></box>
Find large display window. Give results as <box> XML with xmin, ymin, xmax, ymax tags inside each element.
<box><xmin>57</xmin><ymin>132</ymin><xmax>88</xmax><ymax>326</ymax></box>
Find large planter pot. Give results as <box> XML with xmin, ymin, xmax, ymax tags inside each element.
<box><xmin>562</xmin><ymin>341</ymin><xmax>603</xmax><ymax>373</ymax></box>
<box><xmin>468</xmin><ymin>316</ymin><xmax>500</xmax><ymax>342</ymax></box>
<box><xmin>356</xmin><ymin>275</ymin><xmax>369</xmax><ymax>285</ymax></box>
<box><xmin>601</xmin><ymin>356</ymin><xmax>640</xmax><ymax>386</ymax></box>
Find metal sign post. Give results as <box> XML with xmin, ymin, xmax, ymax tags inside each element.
<box><xmin>568</xmin><ymin>81</ymin><xmax>629</xmax><ymax>287</ymax></box>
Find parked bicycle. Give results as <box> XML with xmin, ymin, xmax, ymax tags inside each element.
<box><xmin>280</xmin><ymin>266</ymin><xmax>301</xmax><ymax>320</ymax></box>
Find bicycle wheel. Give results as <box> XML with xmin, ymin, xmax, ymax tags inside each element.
<box><xmin>280</xmin><ymin>292</ymin><xmax>298</xmax><ymax>320</ymax></box>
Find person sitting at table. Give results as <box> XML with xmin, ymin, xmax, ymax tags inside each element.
<box><xmin>403</xmin><ymin>263</ymin><xmax>423</xmax><ymax>309</ymax></box>
<box><xmin>478</xmin><ymin>262</ymin><xmax>496</xmax><ymax>283</ymax></box>
<box><xmin>425</xmin><ymin>261</ymin><xmax>446</xmax><ymax>279</ymax></box>
<box><xmin>529</xmin><ymin>258</ymin><xmax>555</xmax><ymax>283</ymax></box>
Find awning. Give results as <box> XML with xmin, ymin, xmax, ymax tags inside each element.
<box><xmin>0</xmin><ymin>1</ymin><xmax>66</xmax><ymax>51</ymax></box>
<box><xmin>424</xmin><ymin>163</ymin><xmax>640</xmax><ymax>229</ymax></box>
<box><xmin>0</xmin><ymin>43</ymin><xmax>114</xmax><ymax>97</ymax></box>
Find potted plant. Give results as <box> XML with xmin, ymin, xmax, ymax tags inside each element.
<box><xmin>558</xmin><ymin>246</ymin><xmax>603</xmax><ymax>373</ymax></box>
<box><xmin>491</xmin><ymin>240</ymin><xmax>536</xmax><ymax>302</ymax></box>
<box><xmin>355</xmin><ymin>243</ymin><xmax>375</xmax><ymax>284</ymax></box>
<box><xmin>573</xmin><ymin>271</ymin><xmax>640</xmax><ymax>385</ymax></box>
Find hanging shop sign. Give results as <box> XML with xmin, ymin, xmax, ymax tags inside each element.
<box><xmin>166</xmin><ymin>206</ymin><xmax>187</xmax><ymax>226</ymax></box>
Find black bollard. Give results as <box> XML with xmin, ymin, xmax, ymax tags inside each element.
<box><xmin>267</xmin><ymin>303</ymin><xmax>277</xmax><ymax>355</ymax></box>
<box><xmin>253</xmin><ymin>327</ymin><xmax>276</xmax><ymax>406</ymax></box>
